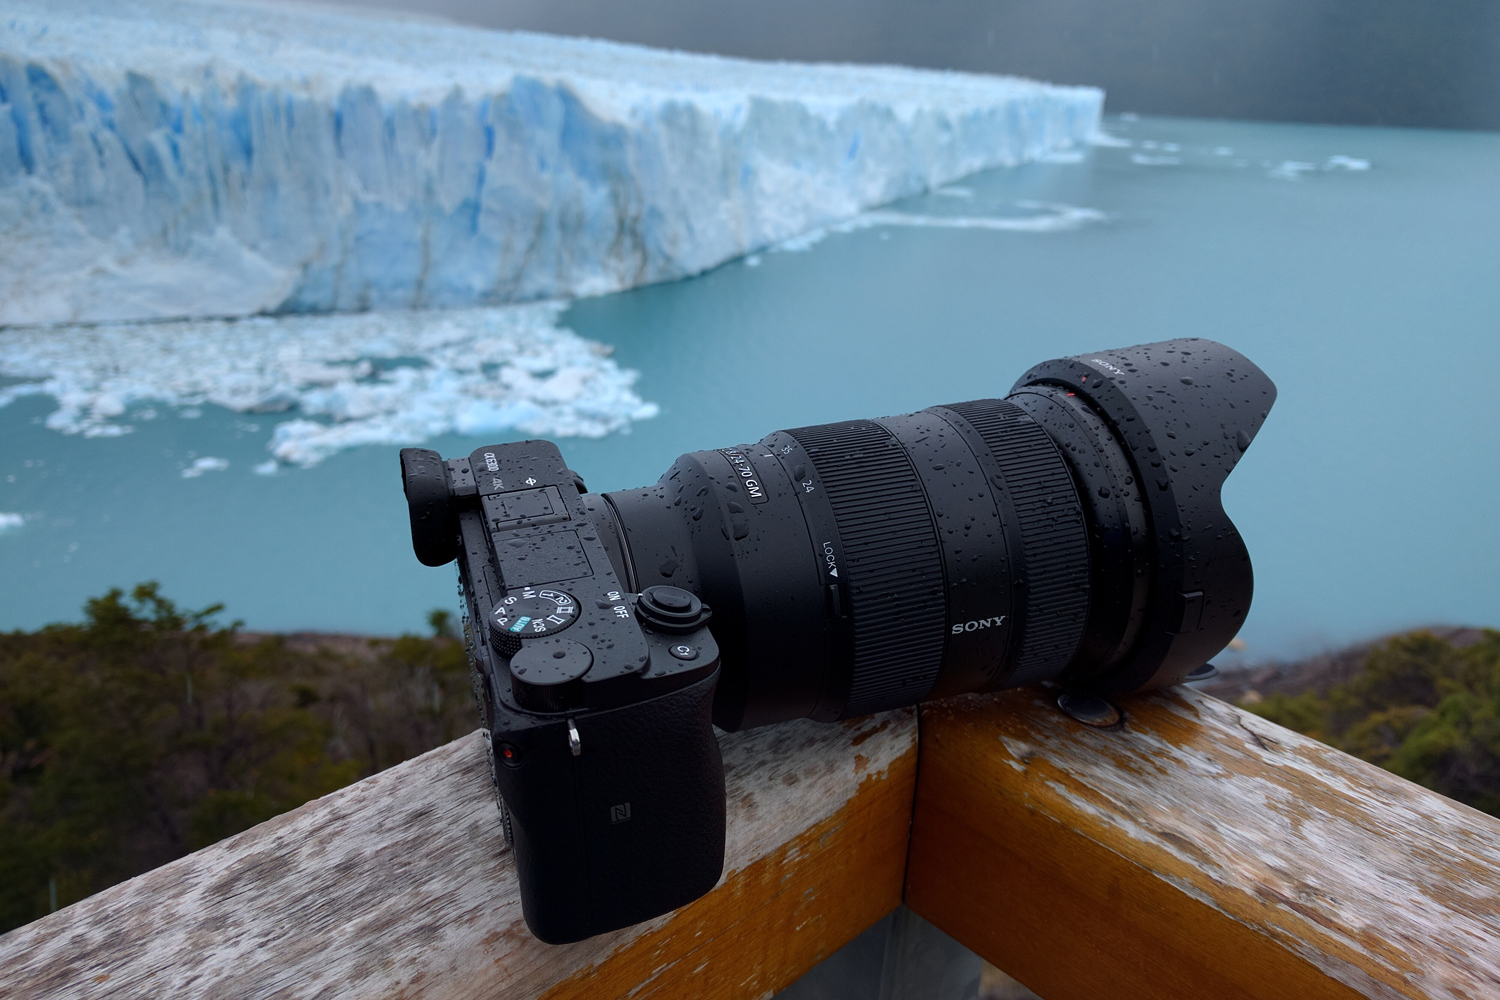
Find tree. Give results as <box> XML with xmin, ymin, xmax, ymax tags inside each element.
<box><xmin>1251</xmin><ymin>629</ymin><xmax>1500</xmax><ymax>816</ymax></box>
<box><xmin>0</xmin><ymin>585</ymin><xmax>476</xmax><ymax>933</ymax></box>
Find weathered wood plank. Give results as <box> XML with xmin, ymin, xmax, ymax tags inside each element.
<box><xmin>0</xmin><ymin>709</ymin><xmax>917</xmax><ymax>1000</ymax></box>
<box><xmin>905</xmin><ymin>687</ymin><xmax>1500</xmax><ymax>1000</ymax></box>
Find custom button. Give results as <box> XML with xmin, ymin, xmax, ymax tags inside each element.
<box><xmin>669</xmin><ymin>643</ymin><xmax>699</xmax><ymax>661</ymax></box>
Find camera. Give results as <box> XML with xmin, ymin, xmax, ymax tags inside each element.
<box><xmin>400</xmin><ymin>337</ymin><xmax>1275</xmax><ymax>944</ymax></box>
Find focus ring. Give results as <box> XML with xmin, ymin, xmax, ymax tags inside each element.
<box><xmin>785</xmin><ymin>420</ymin><xmax>947</xmax><ymax>717</ymax></box>
<box><xmin>942</xmin><ymin>399</ymin><xmax>1090</xmax><ymax>684</ymax></box>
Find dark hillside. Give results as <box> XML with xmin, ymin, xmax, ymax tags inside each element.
<box><xmin>0</xmin><ymin>584</ymin><xmax>477</xmax><ymax>933</ymax></box>
<box><xmin>1203</xmin><ymin>628</ymin><xmax>1500</xmax><ymax>816</ymax></box>
<box><xmin>5</xmin><ymin>585</ymin><xmax>1496</xmax><ymax>935</ymax></box>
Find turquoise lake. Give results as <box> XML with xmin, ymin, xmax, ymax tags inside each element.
<box><xmin>3</xmin><ymin>115</ymin><xmax>1497</xmax><ymax>665</ymax></box>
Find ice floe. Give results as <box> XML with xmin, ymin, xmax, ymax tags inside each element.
<box><xmin>0</xmin><ymin>304</ymin><xmax>658</xmax><ymax>468</ymax></box>
<box><xmin>180</xmin><ymin>457</ymin><xmax>229</xmax><ymax>478</ymax></box>
<box><xmin>773</xmin><ymin>201</ymin><xmax>1106</xmax><ymax>252</ymax></box>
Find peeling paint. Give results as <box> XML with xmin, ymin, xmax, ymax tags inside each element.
<box><xmin>0</xmin><ymin>711</ymin><xmax>917</xmax><ymax>1000</ymax></box>
<box><xmin>925</xmin><ymin>688</ymin><xmax>1500</xmax><ymax>1000</ymax></box>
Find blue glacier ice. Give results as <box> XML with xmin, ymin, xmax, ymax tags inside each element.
<box><xmin>0</xmin><ymin>0</ymin><xmax>1103</xmax><ymax>325</ymax></box>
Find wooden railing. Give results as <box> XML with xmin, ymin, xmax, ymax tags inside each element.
<box><xmin>3</xmin><ymin>687</ymin><xmax>1499</xmax><ymax>999</ymax></box>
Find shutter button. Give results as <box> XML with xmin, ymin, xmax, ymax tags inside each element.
<box><xmin>636</xmin><ymin>586</ymin><xmax>712</xmax><ymax>632</ymax></box>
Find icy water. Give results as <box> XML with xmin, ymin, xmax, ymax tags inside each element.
<box><xmin>3</xmin><ymin>115</ymin><xmax>1497</xmax><ymax>663</ymax></box>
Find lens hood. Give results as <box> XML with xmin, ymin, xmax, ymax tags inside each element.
<box><xmin>1011</xmin><ymin>338</ymin><xmax>1276</xmax><ymax>694</ymax></box>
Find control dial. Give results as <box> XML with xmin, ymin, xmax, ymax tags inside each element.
<box><xmin>490</xmin><ymin>588</ymin><xmax>580</xmax><ymax>655</ymax></box>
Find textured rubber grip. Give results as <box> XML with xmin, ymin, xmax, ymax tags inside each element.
<box><xmin>942</xmin><ymin>399</ymin><xmax>1090</xmax><ymax>684</ymax></box>
<box><xmin>785</xmin><ymin>420</ymin><xmax>946</xmax><ymax>717</ymax></box>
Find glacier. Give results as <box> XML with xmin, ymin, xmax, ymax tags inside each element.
<box><xmin>0</xmin><ymin>0</ymin><xmax>1103</xmax><ymax>325</ymax></box>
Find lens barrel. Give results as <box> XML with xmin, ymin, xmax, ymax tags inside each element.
<box><xmin>575</xmin><ymin>338</ymin><xmax>1274</xmax><ymax>729</ymax></box>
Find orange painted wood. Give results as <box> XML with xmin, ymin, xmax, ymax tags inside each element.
<box><xmin>905</xmin><ymin>687</ymin><xmax>1500</xmax><ymax>1000</ymax></box>
<box><xmin>0</xmin><ymin>711</ymin><xmax>916</xmax><ymax>1000</ymax></box>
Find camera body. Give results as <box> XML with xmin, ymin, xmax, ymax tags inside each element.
<box><xmin>402</xmin><ymin>337</ymin><xmax>1277</xmax><ymax>945</ymax></box>
<box><xmin>400</xmin><ymin>441</ymin><xmax>726</xmax><ymax>944</ymax></box>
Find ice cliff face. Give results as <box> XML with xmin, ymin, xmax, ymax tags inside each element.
<box><xmin>0</xmin><ymin>0</ymin><xmax>1103</xmax><ymax>325</ymax></box>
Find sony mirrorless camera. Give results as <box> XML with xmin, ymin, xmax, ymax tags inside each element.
<box><xmin>400</xmin><ymin>337</ymin><xmax>1276</xmax><ymax>944</ymax></box>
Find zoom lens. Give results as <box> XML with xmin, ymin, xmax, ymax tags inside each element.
<box><xmin>582</xmin><ymin>338</ymin><xmax>1275</xmax><ymax>729</ymax></box>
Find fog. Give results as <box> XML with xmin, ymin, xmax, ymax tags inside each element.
<box><xmin>271</xmin><ymin>0</ymin><xmax>1500</xmax><ymax>129</ymax></box>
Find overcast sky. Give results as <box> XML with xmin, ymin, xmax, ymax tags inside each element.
<box><xmin>272</xmin><ymin>0</ymin><xmax>1500</xmax><ymax>130</ymax></box>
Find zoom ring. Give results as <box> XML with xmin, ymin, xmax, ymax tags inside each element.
<box><xmin>786</xmin><ymin>420</ymin><xmax>947</xmax><ymax>717</ymax></box>
<box><xmin>943</xmin><ymin>399</ymin><xmax>1090</xmax><ymax>685</ymax></box>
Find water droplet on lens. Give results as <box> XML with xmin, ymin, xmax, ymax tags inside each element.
<box><xmin>1097</xmin><ymin>486</ymin><xmax>1111</xmax><ymax>498</ymax></box>
<box><xmin>1236</xmin><ymin>429</ymin><xmax>1252</xmax><ymax>452</ymax></box>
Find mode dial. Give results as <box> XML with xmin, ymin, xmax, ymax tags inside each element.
<box><xmin>490</xmin><ymin>589</ymin><xmax>581</xmax><ymax>655</ymax></box>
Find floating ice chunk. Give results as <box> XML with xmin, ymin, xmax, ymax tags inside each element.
<box><xmin>1131</xmin><ymin>154</ymin><xmax>1182</xmax><ymax>167</ymax></box>
<box><xmin>935</xmin><ymin>186</ymin><xmax>976</xmax><ymax>199</ymax></box>
<box><xmin>0</xmin><ymin>513</ymin><xmax>24</xmax><ymax>532</ymax></box>
<box><xmin>0</xmin><ymin>304</ymin><xmax>657</xmax><ymax>468</ymax></box>
<box><xmin>1037</xmin><ymin>149</ymin><xmax>1087</xmax><ymax>164</ymax></box>
<box><xmin>773</xmin><ymin>202</ymin><xmax>1106</xmax><ymax>253</ymax></box>
<box><xmin>1088</xmin><ymin>131</ymin><xmax>1131</xmax><ymax>148</ymax></box>
<box><xmin>1214</xmin><ymin>147</ymin><xmax>1235</xmax><ymax>156</ymax></box>
<box><xmin>1325</xmin><ymin>156</ymin><xmax>1372</xmax><ymax>171</ymax></box>
<box><xmin>1269</xmin><ymin>161</ymin><xmax>1318</xmax><ymax>180</ymax></box>
<box><xmin>181</xmin><ymin>457</ymin><xmax>229</xmax><ymax>478</ymax></box>
<box><xmin>0</xmin><ymin>0</ymin><xmax>1103</xmax><ymax>325</ymax></box>
<box><xmin>252</xmin><ymin>460</ymin><xmax>280</xmax><ymax>476</ymax></box>
<box><xmin>858</xmin><ymin>204</ymin><xmax>1107</xmax><ymax>234</ymax></box>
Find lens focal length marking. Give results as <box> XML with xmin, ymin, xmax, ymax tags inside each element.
<box><xmin>719</xmin><ymin>449</ymin><xmax>770</xmax><ymax>504</ymax></box>
<box><xmin>780</xmin><ymin>420</ymin><xmax>947</xmax><ymax>719</ymax></box>
<box><xmin>760</xmin><ymin>431</ymin><xmax>855</xmax><ymax>721</ymax></box>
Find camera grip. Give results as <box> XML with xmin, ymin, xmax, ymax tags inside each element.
<box><xmin>491</xmin><ymin>670</ymin><xmax>725</xmax><ymax>944</ymax></box>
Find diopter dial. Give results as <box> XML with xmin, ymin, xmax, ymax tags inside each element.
<box><xmin>489</xmin><ymin>588</ymin><xmax>581</xmax><ymax>654</ymax></box>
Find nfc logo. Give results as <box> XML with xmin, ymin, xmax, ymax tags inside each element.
<box><xmin>610</xmin><ymin>802</ymin><xmax>632</xmax><ymax>824</ymax></box>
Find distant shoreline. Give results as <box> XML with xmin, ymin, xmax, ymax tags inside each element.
<box><xmin>1200</xmin><ymin>625</ymin><xmax>1492</xmax><ymax>703</ymax></box>
<box><xmin>234</xmin><ymin>624</ymin><xmax>1497</xmax><ymax>703</ymax></box>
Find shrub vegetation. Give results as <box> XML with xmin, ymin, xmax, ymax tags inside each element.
<box><xmin>4</xmin><ymin>586</ymin><xmax>1496</xmax><ymax>935</ymax></box>
<box><xmin>0</xmin><ymin>584</ymin><xmax>476</xmax><ymax>933</ymax></box>
<box><xmin>1249</xmin><ymin>629</ymin><xmax>1500</xmax><ymax>816</ymax></box>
